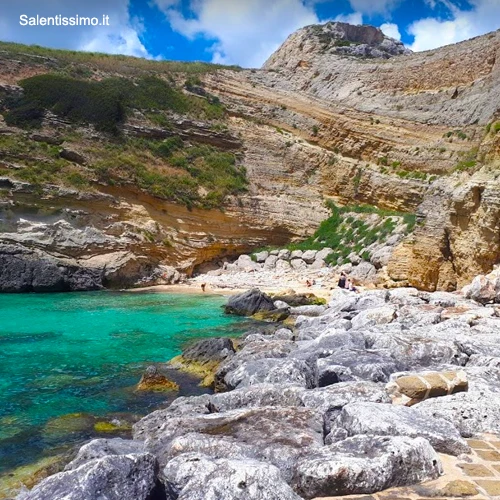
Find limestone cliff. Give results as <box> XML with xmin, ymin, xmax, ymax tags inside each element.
<box><xmin>1</xmin><ymin>22</ymin><xmax>500</xmax><ymax>291</ymax></box>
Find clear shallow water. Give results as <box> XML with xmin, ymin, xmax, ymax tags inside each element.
<box><xmin>0</xmin><ymin>291</ymin><xmax>253</xmax><ymax>474</ymax></box>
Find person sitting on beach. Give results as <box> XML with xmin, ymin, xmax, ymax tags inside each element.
<box><xmin>338</xmin><ymin>271</ymin><xmax>347</xmax><ymax>289</ymax></box>
<box><xmin>347</xmin><ymin>278</ymin><xmax>358</xmax><ymax>293</ymax></box>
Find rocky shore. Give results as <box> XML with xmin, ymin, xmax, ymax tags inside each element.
<box><xmin>15</xmin><ymin>276</ymin><xmax>500</xmax><ymax>500</ymax></box>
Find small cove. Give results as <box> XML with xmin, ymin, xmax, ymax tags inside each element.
<box><xmin>0</xmin><ymin>290</ymin><xmax>254</xmax><ymax>478</ymax></box>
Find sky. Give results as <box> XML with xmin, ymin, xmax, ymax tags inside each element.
<box><xmin>0</xmin><ymin>0</ymin><xmax>499</xmax><ymax>68</ymax></box>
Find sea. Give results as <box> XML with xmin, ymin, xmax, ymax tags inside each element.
<box><xmin>0</xmin><ymin>290</ymin><xmax>253</xmax><ymax>477</ymax></box>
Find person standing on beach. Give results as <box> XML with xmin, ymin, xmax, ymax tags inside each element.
<box><xmin>338</xmin><ymin>272</ymin><xmax>347</xmax><ymax>289</ymax></box>
<box><xmin>201</xmin><ymin>283</ymin><xmax>206</xmax><ymax>292</ymax></box>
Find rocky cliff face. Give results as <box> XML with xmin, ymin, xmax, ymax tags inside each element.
<box><xmin>1</xmin><ymin>23</ymin><xmax>500</xmax><ymax>291</ymax></box>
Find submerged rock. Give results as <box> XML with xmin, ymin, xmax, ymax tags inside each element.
<box><xmin>136</xmin><ymin>365</ymin><xmax>179</xmax><ymax>392</ymax></box>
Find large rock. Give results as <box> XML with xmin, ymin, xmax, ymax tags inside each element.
<box><xmin>134</xmin><ymin>406</ymin><xmax>324</xmax><ymax>478</ymax></box>
<box><xmin>301</xmin><ymin>250</ymin><xmax>318</xmax><ymax>264</ymax></box>
<box><xmin>163</xmin><ymin>454</ymin><xmax>301</xmax><ymax>500</ymax></box>
<box><xmin>253</xmin><ymin>251</ymin><xmax>269</xmax><ymax>263</ymax></box>
<box><xmin>386</xmin><ymin>370</ymin><xmax>468</xmax><ymax>406</ymax></box>
<box><xmin>18</xmin><ymin>452</ymin><xmax>159</xmax><ymax>500</ymax></box>
<box><xmin>415</xmin><ymin>391</ymin><xmax>500</xmax><ymax>437</ymax></box>
<box><xmin>464</xmin><ymin>275</ymin><xmax>496</xmax><ymax>304</ymax></box>
<box><xmin>209</xmin><ymin>383</ymin><xmax>305</xmax><ymax>412</ymax></box>
<box><xmin>225</xmin><ymin>289</ymin><xmax>275</xmax><ymax>316</ymax></box>
<box><xmin>350</xmin><ymin>261</ymin><xmax>377</xmax><ymax>282</ymax></box>
<box><xmin>328</xmin><ymin>401</ymin><xmax>469</xmax><ymax>455</ymax></box>
<box><xmin>136</xmin><ymin>365</ymin><xmax>179</xmax><ymax>392</ymax></box>
<box><xmin>317</xmin><ymin>349</ymin><xmax>399</xmax><ymax>385</ymax></box>
<box><xmin>292</xmin><ymin>435</ymin><xmax>442</xmax><ymax>499</ymax></box>
<box><xmin>351</xmin><ymin>306</ymin><xmax>396</xmax><ymax>329</ymax></box>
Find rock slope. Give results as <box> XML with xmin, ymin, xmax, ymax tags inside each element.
<box><xmin>18</xmin><ymin>281</ymin><xmax>500</xmax><ymax>499</ymax></box>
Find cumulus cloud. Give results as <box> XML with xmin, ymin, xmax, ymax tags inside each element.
<box><xmin>408</xmin><ymin>0</ymin><xmax>500</xmax><ymax>52</ymax></box>
<box><xmin>334</xmin><ymin>11</ymin><xmax>363</xmax><ymax>25</ymax></box>
<box><xmin>0</xmin><ymin>0</ymin><xmax>150</xmax><ymax>58</ymax></box>
<box><xmin>155</xmin><ymin>0</ymin><xmax>319</xmax><ymax>67</ymax></box>
<box><xmin>380</xmin><ymin>22</ymin><xmax>401</xmax><ymax>40</ymax></box>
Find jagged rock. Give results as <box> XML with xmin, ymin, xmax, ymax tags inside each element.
<box><xmin>310</xmin><ymin>258</ymin><xmax>326</xmax><ymax>269</ymax></box>
<box><xmin>350</xmin><ymin>261</ymin><xmax>377</xmax><ymax>282</ymax></box>
<box><xmin>279</xmin><ymin>249</ymin><xmax>291</xmax><ymax>259</ymax></box>
<box><xmin>275</xmin><ymin>259</ymin><xmax>292</xmax><ymax>273</ymax></box>
<box><xmin>290</xmin><ymin>258</ymin><xmax>308</xmax><ymax>271</ymax></box>
<box><xmin>208</xmin><ymin>383</ymin><xmax>305</xmax><ymax>412</ymax></box>
<box><xmin>253</xmin><ymin>251</ymin><xmax>269</xmax><ymax>263</ymax></box>
<box><xmin>289</xmin><ymin>250</ymin><xmax>302</xmax><ymax>259</ymax></box>
<box><xmin>415</xmin><ymin>391</ymin><xmax>500</xmax><ymax>437</ymax></box>
<box><xmin>316</xmin><ymin>247</ymin><xmax>333</xmax><ymax>261</ymax></box>
<box><xmin>170</xmin><ymin>337</ymin><xmax>235</xmax><ymax>387</ymax></box>
<box><xmin>371</xmin><ymin>246</ymin><xmax>393</xmax><ymax>269</ymax></box>
<box><xmin>65</xmin><ymin>438</ymin><xmax>146</xmax><ymax>470</ymax></box>
<box><xmin>18</xmin><ymin>453</ymin><xmax>159</xmax><ymax>500</ymax></box>
<box><xmin>225</xmin><ymin>289</ymin><xmax>275</xmax><ymax>316</ymax></box>
<box><xmin>464</xmin><ymin>275</ymin><xmax>496</xmax><ymax>304</ymax></box>
<box><xmin>301</xmin><ymin>250</ymin><xmax>318</xmax><ymax>263</ymax></box>
<box><xmin>317</xmin><ymin>349</ymin><xmax>399</xmax><ymax>384</ymax></box>
<box><xmin>351</xmin><ymin>306</ymin><xmax>396</xmax><ymax>329</ymax></box>
<box><xmin>264</xmin><ymin>255</ymin><xmax>278</xmax><ymax>269</ymax></box>
<box><xmin>30</xmin><ymin>134</ymin><xmax>63</xmax><ymax>145</ymax></box>
<box><xmin>348</xmin><ymin>252</ymin><xmax>361</xmax><ymax>265</ymax></box>
<box><xmin>136</xmin><ymin>365</ymin><xmax>179</xmax><ymax>392</ymax></box>
<box><xmin>328</xmin><ymin>401</ymin><xmax>470</xmax><ymax>455</ymax></box>
<box><xmin>292</xmin><ymin>435</ymin><xmax>441</xmax><ymax>499</ymax></box>
<box><xmin>289</xmin><ymin>305</ymin><xmax>326</xmax><ymax>316</ymax></box>
<box><xmin>386</xmin><ymin>370</ymin><xmax>468</xmax><ymax>406</ymax></box>
<box><xmin>235</xmin><ymin>255</ymin><xmax>260</xmax><ymax>271</ymax></box>
<box><xmin>135</xmin><ymin>406</ymin><xmax>324</xmax><ymax>477</ymax></box>
<box><xmin>163</xmin><ymin>454</ymin><xmax>302</xmax><ymax>500</ymax></box>
<box><xmin>301</xmin><ymin>381</ymin><xmax>391</xmax><ymax>416</ymax></box>
<box><xmin>218</xmin><ymin>357</ymin><xmax>317</xmax><ymax>391</ymax></box>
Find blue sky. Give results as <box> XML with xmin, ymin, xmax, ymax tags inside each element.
<box><xmin>0</xmin><ymin>0</ymin><xmax>499</xmax><ymax>67</ymax></box>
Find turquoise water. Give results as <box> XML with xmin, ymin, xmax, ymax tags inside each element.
<box><xmin>0</xmin><ymin>291</ymin><xmax>252</xmax><ymax>474</ymax></box>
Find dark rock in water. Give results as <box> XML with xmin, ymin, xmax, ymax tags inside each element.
<box><xmin>136</xmin><ymin>365</ymin><xmax>179</xmax><ymax>392</ymax></box>
<box><xmin>170</xmin><ymin>337</ymin><xmax>235</xmax><ymax>388</ymax></box>
<box><xmin>0</xmin><ymin>244</ymin><xmax>103</xmax><ymax>293</ymax></box>
<box><xmin>292</xmin><ymin>435</ymin><xmax>442</xmax><ymax>499</ymax></box>
<box><xmin>225</xmin><ymin>289</ymin><xmax>275</xmax><ymax>316</ymax></box>
<box><xmin>163</xmin><ymin>453</ymin><xmax>302</xmax><ymax>500</ymax></box>
<box><xmin>18</xmin><ymin>452</ymin><xmax>159</xmax><ymax>500</ymax></box>
<box><xmin>271</xmin><ymin>292</ymin><xmax>325</xmax><ymax>307</ymax></box>
<box><xmin>328</xmin><ymin>401</ymin><xmax>469</xmax><ymax>455</ymax></box>
<box><xmin>252</xmin><ymin>307</ymin><xmax>290</xmax><ymax>322</ymax></box>
<box><xmin>182</xmin><ymin>337</ymin><xmax>235</xmax><ymax>365</ymax></box>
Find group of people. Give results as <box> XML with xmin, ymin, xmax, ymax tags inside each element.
<box><xmin>337</xmin><ymin>271</ymin><xmax>358</xmax><ymax>292</ymax></box>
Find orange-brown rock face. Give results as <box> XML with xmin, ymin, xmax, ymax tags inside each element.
<box><xmin>1</xmin><ymin>22</ymin><xmax>500</xmax><ymax>290</ymax></box>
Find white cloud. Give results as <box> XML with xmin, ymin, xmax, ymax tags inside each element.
<box><xmin>408</xmin><ymin>0</ymin><xmax>500</xmax><ymax>52</ymax></box>
<box><xmin>155</xmin><ymin>0</ymin><xmax>319</xmax><ymax>67</ymax></box>
<box><xmin>380</xmin><ymin>22</ymin><xmax>401</xmax><ymax>40</ymax></box>
<box><xmin>334</xmin><ymin>11</ymin><xmax>363</xmax><ymax>25</ymax></box>
<box><xmin>0</xmin><ymin>0</ymin><xmax>151</xmax><ymax>58</ymax></box>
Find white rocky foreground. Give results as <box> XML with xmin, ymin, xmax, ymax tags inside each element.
<box><xmin>17</xmin><ymin>281</ymin><xmax>500</xmax><ymax>500</ymax></box>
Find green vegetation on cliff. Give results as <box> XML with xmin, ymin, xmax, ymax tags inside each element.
<box><xmin>257</xmin><ymin>202</ymin><xmax>416</xmax><ymax>265</ymax></box>
<box><xmin>2</xmin><ymin>74</ymin><xmax>225</xmax><ymax>133</ymax></box>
